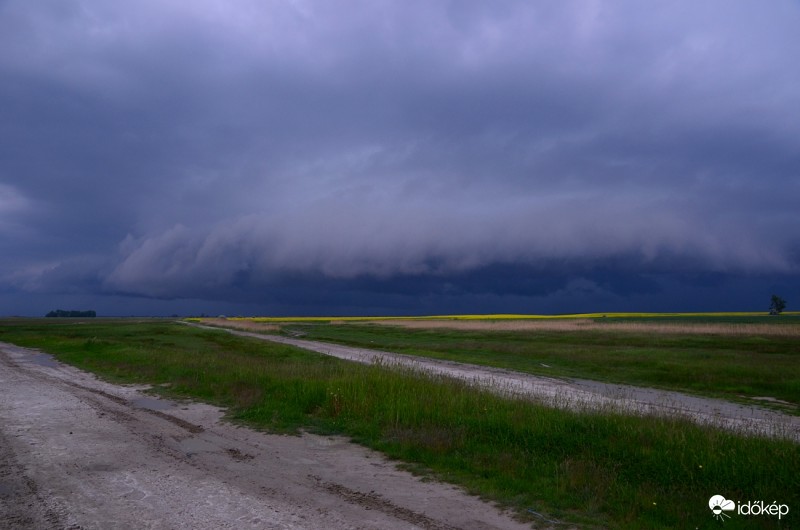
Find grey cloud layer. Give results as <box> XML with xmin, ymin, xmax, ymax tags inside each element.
<box><xmin>2</xmin><ymin>0</ymin><xmax>799</xmax><ymax>309</ymax></box>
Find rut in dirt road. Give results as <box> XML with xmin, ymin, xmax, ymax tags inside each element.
<box><xmin>190</xmin><ymin>323</ymin><xmax>800</xmax><ymax>442</ymax></box>
<box><xmin>0</xmin><ymin>342</ymin><xmax>534</xmax><ymax>530</ymax></box>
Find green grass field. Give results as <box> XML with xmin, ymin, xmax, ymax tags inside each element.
<box><xmin>1</xmin><ymin>318</ymin><xmax>798</xmax><ymax>529</ymax></box>
<box><xmin>258</xmin><ymin>316</ymin><xmax>800</xmax><ymax>413</ymax></box>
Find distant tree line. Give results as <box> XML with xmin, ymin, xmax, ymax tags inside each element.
<box><xmin>45</xmin><ymin>309</ymin><xmax>96</xmax><ymax>318</ymax></box>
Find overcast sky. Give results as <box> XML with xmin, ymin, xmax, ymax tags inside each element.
<box><xmin>1</xmin><ymin>0</ymin><xmax>799</xmax><ymax>316</ymax></box>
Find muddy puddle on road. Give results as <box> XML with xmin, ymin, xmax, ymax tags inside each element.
<box><xmin>16</xmin><ymin>347</ymin><xmax>182</xmax><ymax>413</ymax></box>
<box><xmin>19</xmin><ymin>351</ymin><xmax>60</xmax><ymax>368</ymax></box>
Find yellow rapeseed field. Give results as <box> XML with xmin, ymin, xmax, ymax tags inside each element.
<box><xmin>222</xmin><ymin>311</ymin><xmax>799</xmax><ymax>323</ymax></box>
<box><xmin>187</xmin><ymin>312</ymin><xmax>800</xmax><ymax>336</ymax></box>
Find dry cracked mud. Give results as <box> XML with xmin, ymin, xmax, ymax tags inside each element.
<box><xmin>0</xmin><ymin>342</ymin><xmax>535</xmax><ymax>530</ymax></box>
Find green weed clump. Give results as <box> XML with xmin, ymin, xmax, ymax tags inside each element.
<box><xmin>1</xmin><ymin>319</ymin><xmax>797</xmax><ymax>529</ymax></box>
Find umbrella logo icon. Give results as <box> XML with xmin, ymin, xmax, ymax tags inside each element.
<box><xmin>709</xmin><ymin>495</ymin><xmax>736</xmax><ymax>521</ymax></box>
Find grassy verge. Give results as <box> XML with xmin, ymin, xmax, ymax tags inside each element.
<box><xmin>266</xmin><ymin>319</ymin><xmax>800</xmax><ymax>412</ymax></box>
<box><xmin>0</xmin><ymin>319</ymin><xmax>797</xmax><ymax>529</ymax></box>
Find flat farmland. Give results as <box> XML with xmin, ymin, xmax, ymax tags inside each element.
<box><xmin>236</xmin><ymin>315</ymin><xmax>800</xmax><ymax>414</ymax></box>
<box><xmin>1</xmin><ymin>317</ymin><xmax>798</xmax><ymax>529</ymax></box>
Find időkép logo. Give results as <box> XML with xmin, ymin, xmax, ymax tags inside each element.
<box><xmin>709</xmin><ymin>494</ymin><xmax>789</xmax><ymax>522</ymax></box>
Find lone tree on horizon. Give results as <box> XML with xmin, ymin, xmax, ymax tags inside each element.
<box><xmin>769</xmin><ymin>294</ymin><xmax>787</xmax><ymax>315</ymax></box>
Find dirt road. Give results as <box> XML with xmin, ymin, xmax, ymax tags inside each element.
<box><xmin>0</xmin><ymin>342</ymin><xmax>534</xmax><ymax>530</ymax></box>
<box><xmin>194</xmin><ymin>325</ymin><xmax>800</xmax><ymax>441</ymax></box>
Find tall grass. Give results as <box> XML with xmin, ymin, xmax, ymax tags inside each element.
<box><xmin>279</xmin><ymin>321</ymin><xmax>800</xmax><ymax>410</ymax></box>
<box><xmin>1</xmin><ymin>319</ymin><xmax>797</xmax><ymax>529</ymax></box>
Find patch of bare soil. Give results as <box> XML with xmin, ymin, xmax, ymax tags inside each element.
<box><xmin>0</xmin><ymin>342</ymin><xmax>535</xmax><ymax>530</ymax></box>
<box><xmin>199</xmin><ymin>318</ymin><xmax>282</xmax><ymax>333</ymax></box>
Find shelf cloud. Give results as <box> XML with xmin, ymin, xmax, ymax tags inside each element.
<box><xmin>2</xmin><ymin>0</ymin><xmax>799</xmax><ymax>315</ymax></box>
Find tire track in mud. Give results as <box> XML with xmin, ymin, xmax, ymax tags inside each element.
<box><xmin>311</xmin><ymin>475</ymin><xmax>460</xmax><ymax>530</ymax></box>
<box><xmin>0</xmin><ymin>428</ymin><xmax>69</xmax><ymax>529</ymax></box>
<box><xmin>60</xmin><ymin>379</ymin><xmax>205</xmax><ymax>434</ymax></box>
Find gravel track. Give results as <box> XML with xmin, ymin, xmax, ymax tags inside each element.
<box><xmin>0</xmin><ymin>341</ymin><xmax>533</xmax><ymax>530</ymax></box>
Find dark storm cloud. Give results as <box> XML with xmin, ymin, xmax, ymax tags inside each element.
<box><xmin>1</xmin><ymin>0</ymin><xmax>799</xmax><ymax>315</ymax></box>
